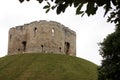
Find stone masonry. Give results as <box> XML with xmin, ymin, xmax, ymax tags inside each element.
<box><xmin>8</xmin><ymin>20</ymin><xmax>76</xmax><ymax>56</ymax></box>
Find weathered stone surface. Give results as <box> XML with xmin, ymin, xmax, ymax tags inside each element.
<box><xmin>8</xmin><ymin>20</ymin><xmax>76</xmax><ymax>56</ymax></box>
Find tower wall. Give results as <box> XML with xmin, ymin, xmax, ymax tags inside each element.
<box><xmin>8</xmin><ymin>20</ymin><xmax>76</xmax><ymax>56</ymax></box>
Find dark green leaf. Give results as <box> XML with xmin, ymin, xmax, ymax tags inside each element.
<box><xmin>114</xmin><ymin>18</ymin><xmax>119</xmax><ymax>23</ymax></box>
<box><xmin>104</xmin><ymin>6</ymin><xmax>110</xmax><ymax>16</ymax></box>
<box><xmin>74</xmin><ymin>0</ymin><xmax>87</xmax><ymax>7</ymax></box>
<box><xmin>51</xmin><ymin>5</ymin><xmax>57</xmax><ymax>10</ymax></box>
<box><xmin>86</xmin><ymin>2</ymin><xmax>97</xmax><ymax>16</ymax></box>
<box><xmin>61</xmin><ymin>4</ymin><xmax>68</xmax><ymax>13</ymax></box>
<box><xmin>76</xmin><ymin>11</ymin><xmax>84</xmax><ymax>15</ymax></box>
<box><xmin>112</xmin><ymin>0</ymin><xmax>117</xmax><ymax>6</ymax></box>
<box><xmin>47</xmin><ymin>2</ymin><xmax>50</xmax><ymax>6</ymax></box>
<box><xmin>43</xmin><ymin>5</ymin><xmax>50</xmax><ymax>9</ymax></box>
<box><xmin>107</xmin><ymin>16</ymin><xmax>111</xmax><ymax>22</ymax></box>
<box><xmin>74</xmin><ymin>0</ymin><xmax>82</xmax><ymax>7</ymax></box>
<box><xmin>55</xmin><ymin>0</ymin><xmax>62</xmax><ymax>4</ymax></box>
<box><xmin>81</xmin><ymin>13</ymin><xmax>85</xmax><ymax>17</ymax></box>
<box><xmin>104</xmin><ymin>0</ymin><xmax>111</xmax><ymax>16</ymax></box>
<box><xmin>19</xmin><ymin>0</ymin><xmax>24</xmax><ymax>3</ymax></box>
<box><xmin>56</xmin><ymin>3</ymin><xmax>68</xmax><ymax>14</ymax></box>
<box><xmin>51</xmin><ymin>0</ymin><xmax>54</xmax><ymax>2</ymax></box>
<box><xmin>96</xmin><ymin>0</ymin><xmax>105</xmax><ymax>6</ymax></box>
<box><xmin>68</xmin><ymin>0</ymin><xmax>74</xmax><ymax>6</ymax></box>
<box><xmin>46</xmin><ymin>9</ymin><xmax>50</xmax><ymax>13</ymax></box>
<box><xmin>56</xmin><ymin>5</ymin><xmax>62</xmax><ymax>14</ymax></box>
<box><xmin>37</xmin><ymin>0</ymin><xmax>43</xmax><ymax>3</ymax></box>
<box><xmin>76</xmin><ymin>4</ymin><xmax>83</xmax><ymax>15</ymax></box>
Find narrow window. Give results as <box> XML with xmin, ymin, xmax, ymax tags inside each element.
<box><xmin>64</xmin><ymin>42</ymin><xmax>70</xmax><ymax>55</ymax></box>
<box><xmin>34</xmin><ymin>27</ymin><xmax>37</xmax><ymax>32</ymax></box>
<box><xmin>41</xmin><ymin>45</ymin><xmax>44</xmax><ymax>52</ymax></box>
<box><xmin>34</xmin><ymin>27</ymin><xmax>37</xmax><ymax>36</ymax></box>
<box><xmin>52</xmin><ymin>28</ymin><xmax>55</xmax><ymax>36</ymax></box>
<box><xmin>22</xmin><ymin>41</ymin><xmax>27</xmax><ymax>52</ymax></box>
<box><xmin>59</xmin><ymin>47</ymin><xmax>61</xmax><ymax>52</ymax></box>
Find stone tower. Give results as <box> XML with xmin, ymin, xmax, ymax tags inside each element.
<box><xmin>8</xmin><ymin>20</ymin><xmax>76</xmax><ymax>56</ymax></box>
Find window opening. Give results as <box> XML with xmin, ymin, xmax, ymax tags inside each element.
<box><xmin>34</xmin><ymin>27</ymin><xmax>37</xmax><ymax>32</ymax></box>
<box><xmin>18</xmin><ymin>48</ymin><xmax>20</xmax><ymax>51</ymax></box>
<box><xmin>22</xmin><ymin>41</ymin><xmax>27</xmax><ymax>52</ymax></box>
<box><xmin>59</xmin><ymin>47</ymin><xmax>61</xmax><ymax>52</ymax></box>
<box><xmin>41</xmin><ymin>45</ymin><xmax>44</xmax><ymax>52</ymax></box>
<box><xmin>34</xmin><ymin>27</ymin><xmax>37</xmax><ymax>36</ymax></box>
<box><xmin>52</xmin><ymin>28</ymin><xmax>55</xmax><ymax>36</ymax></box>
<box><xmin>65</xmin><ymin>42</ymin><xmax>70</xmax><ymax>55</ymax></box>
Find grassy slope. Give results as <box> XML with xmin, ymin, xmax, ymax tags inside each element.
<box><xmin>0</xmin><ymin>53</ymin><xmax>98</xmax><ymax>80</ymax></box>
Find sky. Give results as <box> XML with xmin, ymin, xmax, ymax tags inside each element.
<box><xmin>0</xmin><ymin>0</ymin><xmax>115</xmax><ymax>65</ymax></box>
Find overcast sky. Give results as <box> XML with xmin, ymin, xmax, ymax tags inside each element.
<box><xmin>0</xmin><ymin>0</ymin><xmax>115</xmax><ymax>65</ymax></box>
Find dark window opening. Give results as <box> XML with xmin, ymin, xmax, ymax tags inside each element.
<box><xmin>22</xmin><ymin>41</ymin><xmax>27</xmax><ymax>52</ymax></box>
<box><xmin>59</xmin><ymin>47</ymin><xmax>61</xmax><ymax>52</ymax></box>
<box><xmin>18</xmin><ymin>48</ymin><xmax>20</xmax><ymax>51</ymax></box>
<box><xmin>41</xmin><ymin>45</ymin><xmax>44</xmax><ymax>52</ymax></box>
<box><xmin>34</xmin><ymin>27</ymin><xmax>37</xmax><ymax>36</ymax></box>
<box><xmin>34</xmin><ymin>27</ymin><xmax>37</xmax><ymax>32</ymax></box>
<box><xmin>65</xmin><ymin>42</ymin><xmax>70</xmax><ymax>55</ymax></box>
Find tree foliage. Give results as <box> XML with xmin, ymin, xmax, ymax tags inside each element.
<box><xmin>19</xmin><ymin>0</ymin><xmax>120</xmax><ymax>26</ymax></box>
<box><xmin>98</xmin><ymin>29</ymin><xmax>120</xmax><ymax>80</ymax></box>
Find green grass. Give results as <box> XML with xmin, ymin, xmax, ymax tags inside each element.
<box><xmin>0</xmin><ymin>53</ymin><xmax>98</xmax><ymax>80</ymax></box>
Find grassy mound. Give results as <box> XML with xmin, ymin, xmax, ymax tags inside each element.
<box><xmin>0</xmin><ymin>53</ymin><xmax>98</xmax><ymax>80</ymax></box>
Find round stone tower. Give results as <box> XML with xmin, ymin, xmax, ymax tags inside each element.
<box><xmin>8</xmin><ymin>20</ymin><xmax>76</xmax><ymax>56</ymax></box>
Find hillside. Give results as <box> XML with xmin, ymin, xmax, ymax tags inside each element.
<box><xmin>0</xmin><ymin>53</ymin><xmax>98</xmax><ymax>80</ymax></box>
